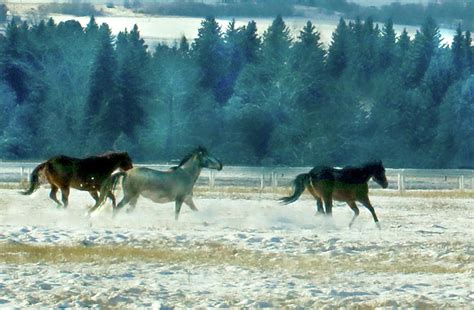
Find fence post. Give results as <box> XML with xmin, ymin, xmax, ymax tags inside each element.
<box><xmin>209</xmin><ymin>170</ymin><xmax>215</xmax><ymax>190</ymax></box>
<box><xmin>260</xmin><ymin>171</ymin><xmax>264</xmax><ymax>190</ymax></box>
<box><xmin>459</xmin><ymin>175</ymin><xmax>464</xmax><ymax>191</ymax></box>
<box><xmin>398</xmin><ymin>170</ymin><xmax>405</xmax><ymax>194</ymax></box>
<box><xmin>271</xmin><ymin>171</ymin><xmax>277</xmax><ymax>190</ymax></box>
<box><xmin>20</xmin><ymin>167</ymin><xmax>25</xmax><ymax>182</ymax></box>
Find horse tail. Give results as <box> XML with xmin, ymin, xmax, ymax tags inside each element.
<box><xmin>279</xmin><ymin>173</ymin><xmax>311</xmax><ymax>205</ymax></box>
<box><xmin>94</xmin><ymin>172</ymin><xmax>127</xmax><ymax>210</ymax></box>
<box><xmin>19</xmin><ymin>162</ymin><xmax>47</xmax><ymax>195</ymax></box>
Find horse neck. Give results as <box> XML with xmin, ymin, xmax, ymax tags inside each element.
<box><xmin>102</xmin><ymin>155</ymin><xmax>123</xmax><ymax>172</ymax></box>
<box><xmin>361</xmin><ymin>167</ymin><xmax>377</xmax><ymax>182</ymax></box>
<box><xmin>180</xmin><ymin>159</ymin><xmax>202</xmax><ymax>183</ymax></box>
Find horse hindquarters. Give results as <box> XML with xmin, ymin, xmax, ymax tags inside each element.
<box><xmin>279</xmin><ymin>173</ymin><xmax>311</xmax><ymax>205</ymax></box>
<box><xmin>20</xmin><ymin>162</ymin><xmax>47</xmax><ymax>195</ymax></box>
<box><xmin>306</xmin><ymin>177</ymin><xmax>335</xmax><ymax>216</ymax></box>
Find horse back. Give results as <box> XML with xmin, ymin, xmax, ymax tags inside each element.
<box><xmin>307</xmin><ymin>165</ymin><xmax>369</xmax><ymax>202</ymax></box>
<box><xmin>126</xmin><ymin>167</ymin><xmax>194</xmax><ymax>194</ymax></box>
<box><xmin>309</xmin><ymin>166</ymin><xmax>336</xmax><ymax>181</ymax></box>
<box><xmin>45</xmin><ymin>155</ymin><xmax>116</xmax><ymax>190</ymax></box>
<box><xmin>45</xmin><ymin>155</ymin><xmax>78</xmax><ymax>176</ymax></box>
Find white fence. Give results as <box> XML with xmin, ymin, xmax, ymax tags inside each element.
<box><xmin>1</xmin><ymin>162</ymin><xmax>473</xmax><ymax>193</ymax></box>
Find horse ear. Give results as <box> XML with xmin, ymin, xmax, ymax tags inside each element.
<box><xmin>196</xmin><ymin>145</ymin><xmax>207</xmax><ymax>154</ymax></box>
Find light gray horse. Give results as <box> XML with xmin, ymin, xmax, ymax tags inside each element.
<box><xmin>89</xmin><ymin>146</ymin><xmax>223</xmax><ymax>219</ymax></box>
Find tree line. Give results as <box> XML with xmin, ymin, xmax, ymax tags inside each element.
<box><xmin>0</xmin><ymin>15</ymin><xmax>473</xmax><ymax>168</ymax></box>
<box><xmin>4</xmin><ymin>1</ymin><xmax>474</xmax><ymax>31</ymax></box>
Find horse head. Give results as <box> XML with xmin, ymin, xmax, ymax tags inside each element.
<box><xmin>368</xmin><ymin>160</ymin><xmax>388</xmax><ymax>189</ymax></box>
<box><xmin>195</xmin><ymin>146</ymin><xmax>223</xmax><ymax>171</ymax></box>
<box><xmin>117</xmin><ymin>152</ymin><xmax>134</xmax><ymax>171</ymax></box>
<box><xmin>178</xmin><ymin>146</ymin><xmax>222</xmax><ymax>171</ymax></box>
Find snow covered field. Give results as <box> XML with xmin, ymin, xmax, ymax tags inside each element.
<box><xmin>0</xmin><ymin>188</ymin><xmax>473</xmax><ymax>308</ymax></box>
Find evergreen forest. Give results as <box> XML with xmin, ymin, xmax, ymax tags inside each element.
<box><xmin>0</xmin><ymin>15</ymin><xmax>473</xmax><ymax>168</ymax></box>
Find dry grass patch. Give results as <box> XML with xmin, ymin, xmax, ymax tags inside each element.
<box><xmin>0</xmin><ymin>242</ymin><xmax>470</xmax><ymax>275</ymax></box>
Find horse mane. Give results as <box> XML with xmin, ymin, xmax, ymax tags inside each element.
<box><xmin>96</xmin><ymin>151</ymin><xmax>129</xmax><ymax>159</ymax></box>
<box><xmin>335</xmin><ymin>160</ymin><xmax>384</xmax><ymax>183</ymax></box>
<box><xmin>342</xmin><ymin>160</ymin><xmax>383</xmax><ymax>171</ymax></box>
<box><xmin>361</xmin><ymin>160</ymin><xmax>384</xmax><ymax>172</ymax></box>
<box><xmin>177</xmin><ymin>146</ymin><xmax>208</xmax><ymax>168</ymax></box>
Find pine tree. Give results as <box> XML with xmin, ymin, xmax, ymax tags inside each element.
<box><xmin>368</xmin><ymin>72</ymin><xmax>408</xmax><ymax>167</ymax></box>
<box><xmin>348</xmin><ymin>16</ymin><xmax>379</xmax><ymax>86</ymax></box>
<box><xmin>396</xmin><ymin>28</ymin><xmax>411</xmax><ymax>67</ymax></box>
<box><xmin>2</xmin><ymin>20</ymin><xmax>30</xmax><ymax>104</ymax></box>
<box><xmin>285</xmin><ymin>21</ymin><xmax>328</xmax><ymax>164</ymax></box>
<box><xmin>191</xmin><ymin>16</ymin><xmax>227</xmax><ymax>104</ymax></box>
<box><xmin>451</xmin><ymin>24</ymin><xmax>465</xmax><ymax>77</ymax></box>
<box><xmin>85</xmin><ymin>16</ymin><xmax>99</xmax><ymax>39</ymax></box>
<box><xmin>290</xmin><ymin>21</ymin><xmax>326</xmax><ymax>111</ymax></box>
<box><xmin>178</xmin><ymin>35</ymin><xmax>189</xmax><ymax>55</ymax></box>
<box><xmin>227</xmin><ymin>15</ymin><xmax>292</xmax><ymax>164</ymax></box>
<box><xmin>379</xmin><ymin>18</ymin><xmax>396</xmax><ymax>70</ymax></box>
<box><xmin>405</xmin><ymin>16</ymin><xmax>441</xmax><ymax>87</ymax></box>
<box><xmin>435</xmin><ymin>77</ymin><xmax>474</xmax><ymax>167</ymax></box>
<box><xmin>1</xmin><ymin>20</ymin><xmax>48</xmax><ymax>158</ymax></box>
<box><xmin>423</xmin><ymin>50</ymin><xmax>454</xmax><ymax>105</ymax></box>
<box><xmin>327</xmin><ymin>18</ymin><xmax>349</xmax><ymax>78</ymax></box>
<box><xmin>115</xmin><ymin>24</ymin><xmax>150</xmax><ymax>141</ymax></box>
<box><xmin>221</xmin><ymin>19</ymin><xmax>243</xmax><ymax>104</ymax></box>
<box><xmin>261</xmin><ymin>14</ymin><xmax>291</xmax><ymax>66</ymax></box>
<box><xmin>150</xmin><ymin>44</ymin><xmax>189</xmax><ymax>158</ymax></box>
<box><xmin>85</xmin><ymin>23</ymin><xmax>121</xmax><ymax>152</ymax></box>
<box><xmin>240</xmin><ymin>20</ymin><xmax>260</xmax><ymax>64</ymax></box>
<box><xmin>464</xmin><ymin>30</ymin><xmax>473</xmax><ymax>74</ymax></box>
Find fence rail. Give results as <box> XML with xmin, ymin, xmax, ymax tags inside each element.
<box><xmin>1</xmin><ymin>162</ymin><xmax>473</xmax><ymax>193</ymax></box>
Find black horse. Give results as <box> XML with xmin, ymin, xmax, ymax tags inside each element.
<box><xmin>20</xmin><ymin>152</ymin><xmax>133</xmax><ymax>208</ymax></box>
<box><xmin>280</xmin><ymin>161</ymin><xmax>388</xmax><ymax>228</ymax></box>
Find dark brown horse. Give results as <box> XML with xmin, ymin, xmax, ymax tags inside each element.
<box><xmin>20</xmin><ymin>152</ymin><xmax>133</xmax><ymax>208</ymax></box>
<box><xmin>89</xmin><ymin>146</ymin><xmax>223</xmax><ymax>219</ymax></box>
<box><xmin>280</xmin><ymin>161</ymin><xmax>388</xmax><ymax>228</ymax></box>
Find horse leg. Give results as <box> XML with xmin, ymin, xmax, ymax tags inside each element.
<box><xmin>175</xmin><ymin>197</ymin><xmax>184</xmax><ymax>221</ymax></box>
<box><xmin>113</xmin><ymin>195</ymin><xmax>133</xmax><ymax>216</ymax></box>
<box><xmin>125</xmin><ymin>197</ymin><xmax>139</xmax><ymax>213</ymax></box>
<box><xmin>89</xmin><ymin>191</ymin><xmax>99</xmax><ymax>205</ymax></box>
<box><xmin>347</xmin><ymin>201</ymin><xmax>360</xmax><ymax>228</ymax></box>
<box><xmin>184</xmin><ymin>196</ymin><xmax>199</xmax><ymax>212</ymax></box>
<box><xmin>307</xmin><ymin>185</ymin><xmax>324</xmax><ymax>215</ymax></box>
<box><xmin>322</xmin><ymin>195</ymin><xmax>333</xmax><ymax>216</ymax></box>
<box><xmin>107</xmin><ymin>191</ymin><xmax>117</xmax><ymax>208</ymax></box>
<box><xmin>60</xmin><ymin>187</ymin><xmax>70</xmax><ymax>208</ymax></box>
<box><xmin>49</xmin><ymin>185</ymin><xmax>62</xmax><ymax>207</ymax></box>
<box><xmin>358</xmin><ymin>196</ymin><xmax>381</xmax><ymax>229</ymax></box>
<box><xmin>88</xmin><ymin>191</ymin><xmax>118</xmax><ymax>214</ymax></box>
<box><xmin>87</xmin><ymin>191</ymin><xmax>103</xmax><ymax>214</ymax></box>
<box><xmin>316</xmin><ymin>198</ymin><xmax>325</xmax><ymax>214</ymax></box>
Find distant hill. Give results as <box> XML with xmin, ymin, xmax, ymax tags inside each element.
<box><xmin>351</xmin><ymin>0</ymin><xmax>432</xmax><ymax>6</ymax></box>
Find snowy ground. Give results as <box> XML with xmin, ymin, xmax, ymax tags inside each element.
<box><xmin>0</xmin><ymin>188</ymin><xmax>473</xmax><ymax>308</ymax></box>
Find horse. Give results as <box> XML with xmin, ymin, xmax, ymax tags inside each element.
<box><xmin>20</xmin><ymin>152</ymin><xmax>133</xmax><ymax>208</ymax></box>
<box><xmin>89</xmin><ymin>146</ymin><xmax>223</xmax><ymax>220</ymax></box>
<box><xmin>279</xmin><ymin>161</ymin><xmax>388</xmax><ymax>229</ymax></box>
